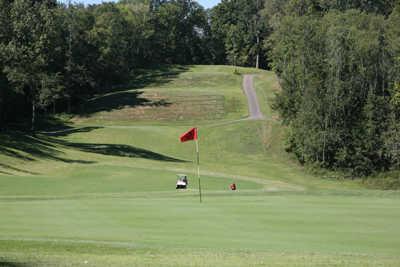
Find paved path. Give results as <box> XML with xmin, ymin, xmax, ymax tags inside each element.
<box><xmin>242</xmin><ymin>75</ymin><xmax>264</xmax><ymax>120</ymax></box>
<box><xmin>42</xmin><ymin>75</ymin><xmax>265</xmax><ymax>136</ymax></box>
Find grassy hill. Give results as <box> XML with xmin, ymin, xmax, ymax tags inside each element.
<box><xmin>0</xmin><ymin>65</ymin><xmax>399</xmax><ymax>266</ymax></box>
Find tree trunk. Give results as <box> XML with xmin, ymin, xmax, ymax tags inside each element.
<box><xmin>31</xmin><ymin>99</ymin><xmax>36</xmax><ymax>131</ymax></box>
<box><xmin>322</xmin><ymin>117</ymin><xmax>328</xmax><ymax>164</ymax></box>
<box><xmin>256</xmin><ymin>35</ymin><xmax>260</xmax><ymax>69</ymax></box>
<box><xmin>0</xmin><ymin>89</ymin><xmax>4</xmax><ymax>130</ymax></box>
<box><xmin>67</xmin><ymin>97</ymin><xmax>71</xmax><ymax>113</ymax></box>
<box><xmin>256</xmin><ymin>54</ymin><xmax>259</xmax><ymax>69</ymax></box>
<box><xmin>255</xmin><ymin>0</ymin><xmax>260</xmax><ymax>69</ymax></box>
<box><xmin>234</xmin><ymin>54</ymin><xmax>238</xmax><ymax>73</ymax></box>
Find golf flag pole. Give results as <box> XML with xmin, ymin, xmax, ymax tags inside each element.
<box><xmin>180</xmin><ymin>127</ymin><xmax>202</xmax><ymax>203</ymax></box>
<box><xmin>196</xmin><ymin>137</ymin><xmax>202</xmax><ymax>203</ymax></box>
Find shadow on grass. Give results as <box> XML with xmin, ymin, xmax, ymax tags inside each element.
<box><xmin>0</xmin><ymin>130</ymin><xmax>96</xmax><ymax>174</ymax></box>
<box><xmin>115</xmin><ymin>65</ymin><xmax>189</xmax><ymax>91</ymax></box>
<box><xmin>81</xmin><ymin>90</ymin><xmax>171</xmax><ymax>116</ymax></box>
<box><xmin>0</xmin><ymin>261</ymin><xmax>31</xmax><ymax>267</ymax></box>
<box><xmin>0</xmin><ymin>132</ymin><xmax>95</xmax><ymax>164</ymax></box>
<box><xmin>0</xmin><ymin>163</ymin><xmax>39</xmax><ymax>175</ymax></box>
<box><xmin>77</xmin><ymin>65</ymin><xmax>187</xmax><ymax>116</ymax></box>
<box><xmin>56</xmin><ymin>141</ymin><xmax>186</xmax><ymax>162</ymax></box>
<box><xmin>0</xmin><ymin>170</ymin><xmax>12</xmax><ymax>175</ymax></box>
<box><xmin>39</xmin><ymin>127</ymin><xmax>186</xmax><ymax>162</ymax></box>
<box><xmin>0</xmin><ymin>66</ymin><xmax>190</xmax><ymax>174</ymax></box>
<box><xmin>41</xmin><ymin>126</ymin><xmax>103</xmax><ymax>137</ymax></box>
<box><xmin>0</xmin><ymin>126</ymin><xmax>186</xmax><ymax>174</ymax></box>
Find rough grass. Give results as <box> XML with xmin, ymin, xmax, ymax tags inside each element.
<box><xmin>0</xmin><ymin>65</ymin><xmax>399</xmax><ymax>266</ymax></box>
<box><xmin>73</xmin><ymin>65</ymin><xmax>250</xmax><ymax>124</ymax></box>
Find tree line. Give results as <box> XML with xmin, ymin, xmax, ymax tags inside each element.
<box><xmin>267</xmin><ymin>0</ymin><xmax>400</xmax><ymax>176</ymax></box>
<box><xmin>0</xmin><ymin>0</ymin><xmax>264</xmax><ymax>130</ymax></box>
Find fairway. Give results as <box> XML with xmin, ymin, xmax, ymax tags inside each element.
<box><xmin>1</xmin><ymin>66</ymin><xmax>399</xmax><ymax>266</ymax></box>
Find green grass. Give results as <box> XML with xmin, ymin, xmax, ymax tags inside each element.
<box><xmin>0</xmin><ymin>65</ymin><xmax>399</xmax><ymax>266</ymax></box>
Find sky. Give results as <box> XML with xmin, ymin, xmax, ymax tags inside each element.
<box><xmin>72</xmin><ymin>0</ymin><xmax>221</xmax><ymax>8</ymax></box>
<box><xmin>196</xmin><ymin>0</ymin><xmax>220</xmax><ymax>9</ymax></box>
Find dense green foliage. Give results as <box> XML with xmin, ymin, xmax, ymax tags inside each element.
<box><xmin>268</xmin><ymin>0</ymin><xmax>400</xmax><ymax>176</ymax></box>
<box><xmin>210</xmin><ymin>0</ymin><xmax>268</xmax><ymax>68</ymax></box>
<box><xmin>0</xmin><ymin>0</ymin><xmax>265</xmax><ymax>130</ymax></box>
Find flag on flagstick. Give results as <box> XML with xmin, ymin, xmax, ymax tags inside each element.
<box><xmin>179</xmin><ymin>127</ymin><xmax>202</xmax><ymax>203</ymax></box>
<box><xmin>180</xmin><ymin>127</ymin><xmax>198</xmax><ymax>142</ymax></box>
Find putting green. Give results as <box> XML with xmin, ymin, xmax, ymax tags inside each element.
<box><xmin>0</xmin><ymin>165</ymin><xmax>263</xmax><ymax>197</ymax></box>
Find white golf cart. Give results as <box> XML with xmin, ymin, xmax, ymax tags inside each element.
<box><xmin>176</xmin><ymin>174</ymin><xmax>188</xmax><ymax>189</ymax></box>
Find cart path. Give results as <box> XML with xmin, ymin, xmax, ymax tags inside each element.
<box><xmin>243</xmin><ymin>75</ymin><xmax>264</xmax><ymax>120</ymax></box>
<box><xmin>40</xmin><ymin>75</ymin><xmax>265</xmax><ymax>137</ymax></box>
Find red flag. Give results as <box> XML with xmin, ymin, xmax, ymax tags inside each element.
<box><xmin>180</xmin><ymin>127</ymin><xmax>198</xmax><ymax>142</ymax></box>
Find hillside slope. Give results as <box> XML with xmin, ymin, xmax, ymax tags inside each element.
<box><xmin>0</xmin><ymin>65</ymin><xmax>399</xmax><ymax>267</ymax></box>
<box><xmin>0</xmin><ymin>65</ymin><xmax>357</xmax><ymax>192</ymax></box>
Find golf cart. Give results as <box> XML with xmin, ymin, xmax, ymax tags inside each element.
<box><xmin>176</xmin><ymin>174</ymin><xmax>188</xmax><ymax>189</ymax></box>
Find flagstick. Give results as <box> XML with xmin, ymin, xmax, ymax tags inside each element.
<box><xmin>196</xmin><ymin>139</ymin><xmax>202</xmax><ymax>203</ymax></box>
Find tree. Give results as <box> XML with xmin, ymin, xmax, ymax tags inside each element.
<box><xmin>210</xmin><ymin>0</ymin><xmax>268</xmax><ymax>68</ymax></box>
<box><xmin>88</xmin><ymin>3</ymin><xmax>130</xmax><ymax>87</ymax></box>
<box><xmin>149</xmin><ymin>0</ymin><xmax>210</xmax><ymax>64</ymax></box>
<box><xmin>3</xmin><ymin>0</ymin><xmax>64</xmax><ymax>130</ymax></box>
<box><xmin>269</xmin><ymin>3</ymin><xmax>397</xmax><ymax>175</ymax></box>
<box><xmin>117</xmin><ymin>0</ymin><xmax>154</xmax><ymax>67</ymax></box>
<box><xmin>61</xmin><ymin>3</ymin><xmax>98</xmax><ymax>112</ymax></box>
<box><xmin>0</xmin><ymin>0</ymin><xmax>12</xmax><ymax>127</ymax></box>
